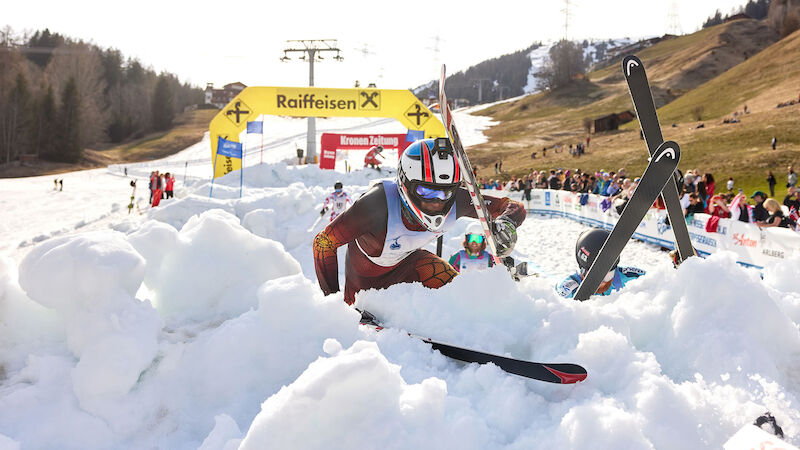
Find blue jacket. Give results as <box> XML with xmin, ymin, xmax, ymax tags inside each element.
<box><xmin>555</xmin><ymin>266</ymin><xmax>645</xmax><ymax>299</ymax></box>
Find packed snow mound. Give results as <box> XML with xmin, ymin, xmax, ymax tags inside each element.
<box><xmin>2</xmin><ymin>119</ymin><xmax>800</xmax><ymax>448</ymax></box>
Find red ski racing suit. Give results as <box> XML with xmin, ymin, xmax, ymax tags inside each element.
<box><xmin>313</xmin><ymin>180</ymin><xmax>525</xmax><ymax>304</ymax></box>
<box><xmin>364</xmin><ymin>148</ymin><xmax>383</xmax><ymax>168</ymax></box>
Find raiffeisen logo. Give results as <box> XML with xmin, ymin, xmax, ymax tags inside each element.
<box><xmin>276</xmin><ymin>93</ymin><xmax>357</xmax><ymax>111</ymax></box>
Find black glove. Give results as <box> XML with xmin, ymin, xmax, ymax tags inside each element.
<box><xmin>320</xmin><ymin>207</ymin><xmax>327</xmax><ymax>216</ymax></box>
<box><xmin>492</xmin><ymin>217</ymin><xmax>517</xmax><ymax>258</ymax></box>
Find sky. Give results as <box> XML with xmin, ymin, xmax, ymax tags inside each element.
<box><xmin>5</xmin><ymin>0</ymin><xmax>749</xmax><ymax>91</ymax></box>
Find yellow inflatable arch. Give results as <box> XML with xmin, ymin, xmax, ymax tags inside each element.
<box><xmin>209</xmin><ymin>86</ymin><xmax>446</xmax><ymax>178</ymax></box>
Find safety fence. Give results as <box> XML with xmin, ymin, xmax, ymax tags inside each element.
<box><xmin>505</xmin><ymin>189</ymin><xmax>800</xmax><ymax>270</ymax></box>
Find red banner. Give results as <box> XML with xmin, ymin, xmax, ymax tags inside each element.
<box><xmin>318</xmin><ymin>133</ymin><xmax>412</xmax><ymax>170</ymax></box>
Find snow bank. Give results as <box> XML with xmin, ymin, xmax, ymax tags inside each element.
<box><xmin>2</xmin><ymin>110</ymin><xmax>800</xmax><ymax>449</ymax></box>
<box><xmin>127</xmin><ymin>209</ymin><xmax>302</xmax><ymax>323</ymax></box>
<box><xmin>240</xmin><ymin>340</ymin><xmax>463</xmax><ymax>450</ymax></box>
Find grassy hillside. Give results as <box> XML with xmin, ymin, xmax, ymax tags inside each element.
<box><xmin>658</xmin><ymin>27</ymin><xmax>800</xmax><ymax>122</ymax></box>
<box><xmin>465</xmin><ymin>22</ymin><xmax>799</xmax><ymax>201</ymax></box>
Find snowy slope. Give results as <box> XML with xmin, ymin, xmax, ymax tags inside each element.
<box><xmin>1</xmin><ymin>111</ymin><xmax>800</xmax><ymax>449</ymax></box>
<box><xmin>524</xmin><ymin>38</ymin><xmax>635</xmax><ymax>94</ymax></box>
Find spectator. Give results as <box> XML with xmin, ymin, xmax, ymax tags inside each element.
<box><xmin>703</xmin><ymin>173</ymin><xmax>715</xmax><ymax>197</ymax></box>
<box><xmin>58</xmin><ymin>179</ymin><xmax>63</xmax><ymax>191</ymax></box>
<box><xmin>498</xmin><ymin>160</ymin><xmax>503</xmax><ymax>172</ymax></box>
<box><xmin>730</xmin><ymin>191</ymin><xmax>751</xmax><ymax>222</ymax></box>
<box><xmin>606</xmin><ymin>176</ymin><xmax>621</xmax><ymax>197</ymax></box>
<box><xmin>612</xmin><ymin>178</ymin><xmax>633</xmax><ymax>214</ymax></box>
<box><xmin>587</xmin><ymin>175</ymin><xmax>598</xmax><ymax>193</ymax></box>
<box><xmin>536</xmin><ymin>173</ymin><xmax>547</xmax><ymax>188</ymax></box>
<box><xmin>751</xmin><ymin>190</ymin><xmax>769</xmax><ymax>222</ymax></box>
<box><xmin>683</xmin><ymin>173</ymin><xmax>696</xmax><ymax>194</ymax></box>
<box><xmin>165</xmin><ymin>173</ymin><xmax>175</xmax><ymax>199</ymax></box>
<box><xmin>757</xmin><ymin>198</ymin><xmax>795</xmax><ymax>229</ymax></box>
<box><xmin>522</xmin><ymin>175</ymin><xmax>533</xmax><ymax>208</ymax></box>
<box><xmin>697</xmin><ymin>181</ymin><xmax>709</xmax><ymax>207</ymax></box>
<box><xmin>542</xmin><ymin>147</ymin><xmax>547</xmax><ymax>157</ymax></box>
<box><xmin>726</xmin><ymin>177</ymin><xmax>734</xmax><ymax>192</ymax></box>
<box><xmin>784</xmin><ymin>187</ymin><xmax>800</xmax><ymax>211</ymax></box>
<box><xmin>788</xmin><ymin>165</ymin><xmax>797</xmax><ymax>188</ymax></box>
<box><xmin>53</xmin><ymin>178</ymin><xmax>58</xmax><ymax>190</ymax></box>
<box><xmin>149</xmin><ymin>171</ymin><xmax>158</xmax><ymax>203</ymax></box>
<box><xmin>586</xmin><ymin>136</ymin><xmax>590</xmax><ymax>149</ymax></box>
<box><xmin>771</xmin><ymin>136</ymin><xmax>777</xmax><ymax>150</ymax></box>
<box><xmin>707</xmin><ymin>194</ymin><xmax>731</xmax><ymax>218</ymax></box>
<box><xmin>617</xmin><ymin>168</ymin><xmax>627</xmax><ymax>180</ymax></box>
<box><xmin>767</xmin><ymin>170</ymin><xmax>777</xmax><ymax>197</ymax></box>
<box><xmin>548</xmin><ymin>170</ymin><xmax>561</xmax><ymax>190</ymax></box>
<box><xmin>684</xmin><ymin>193</ymin><xmax>705</xmax><ymax>217</ymax></box>
<box><xmin>596</xmin><ymin>172</ymin><xmax>611</xmax><ymax>195</ymax></box>
<box><xmin>494</xmin><ymin>161</ymin><xmax>498</xmax><ymax>174</ymax></box>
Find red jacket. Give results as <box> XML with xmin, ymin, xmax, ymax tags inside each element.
<box><xmin>166</xmin><ymin>177</ymin><xmax>174</xmax><ymax>190</ymax></box>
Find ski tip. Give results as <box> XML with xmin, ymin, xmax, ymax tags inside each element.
<box><xmin>545</xmin><ymin>365</ymin><xmax>588</xmax><ymax>384</ymax></box>
<box><xmin>622</xmin><ymin>55</ymin><xmax>643</xmax><ymax>77</ymax></box>
<box><xmin>653</xmin><ymin>140</ymin><xmax>681</xmax><ymax>164</ymax></box>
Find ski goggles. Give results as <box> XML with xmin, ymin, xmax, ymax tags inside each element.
<box><xmin>466</xmin><ymin>233</ymin><xmax>484</xmax><ymax>244</ymax></box>
<box><xmin>415</xmin><ymin>184</ymin><xmax>455</xmax><ymax>201</ymax></box>
<box><xmin>335</xmin><ymin>188</ymin><xmax>342</xmax><ymax>193</ymax></box>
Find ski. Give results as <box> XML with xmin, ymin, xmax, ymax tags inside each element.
<box><xmin>439</xmin><ymin>65</ymin><xmax>502</xmax><ymax>265</ymax></box>
<box><xmin>622</xmin><ymin>55</ymin><xmax>696</xmax><ymax>263</ymax></box>
<box><xmin>359</xmin><ymin>311</ymin><xmax>587</xmax><ymax>384</ymax></box>
<box><xmin>574</xmin><ymin>141</ymin><xmax>681</xmax><ymax>301</ymax></box>
<box><xmin>307</xmin><ymin>214</ymin><xmax>324</xmax><ymax>233</ymax></box>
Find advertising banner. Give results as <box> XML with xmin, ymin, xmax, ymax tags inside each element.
<box><xmin>520</xmin><ymin>189</ymin><xmax>800</xmax><ymax>269</ymax></box>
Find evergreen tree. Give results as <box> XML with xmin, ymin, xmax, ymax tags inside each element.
<box><xmin>152</xmin><ymin>75</ymin><xmax>174</xmax><ymax>131</ymax></box>
<box><xmin>32</xmin><ymin>84</ymin><xmax>57</xmax><ymax>160</ymax></box>
<box><xmin>1</xmin><ymin>72</ymin><xmax>32</xmax><ymax>163</ymax></box>
<box><xmin>703</xmin><ymin>10</ymin><xmax>724</xmax><ymax>28</ymax></box>
<box><xmin>56</xmin><ymin>77</ymin><xmax>82</xmax><ymax>163</ymax></box>
<box><xmin>25</xmin><ymin>29</ymin><xmax>64</xmax><ymax>68</ymax></box>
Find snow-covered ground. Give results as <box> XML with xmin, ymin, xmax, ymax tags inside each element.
<box><xmin>1</xmin><ymin>110</ymin><xmax>800</xmax><ymax>449</ymax></box>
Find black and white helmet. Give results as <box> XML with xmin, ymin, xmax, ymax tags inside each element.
<box><xmin>397</xmin><ymin>138</ymin><xmax>461</xmax><ymax>232</ymax></box>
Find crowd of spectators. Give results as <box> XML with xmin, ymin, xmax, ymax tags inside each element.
<box><xmin>483</xmin><ymin>165</ymin><xmax>799</xmax><ymax>231</ymax></box>
<box><xmin>148</xmin><ymin>170</ymin><xmax>175</xmax><ymax>207</ymax></box>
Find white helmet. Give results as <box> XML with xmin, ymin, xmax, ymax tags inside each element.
<box><xmin>465</xmin><ymin>221</ymin><xmax>484</xmax><ymax>237</ymax></box>
<box><xmin>397</xmin><ymin>138</ymin><xmax>461</xmax><ymax>231</ymax></box>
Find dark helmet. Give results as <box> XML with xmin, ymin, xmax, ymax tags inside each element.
<box><xmin>334</xmin><ymin>181</ymin><xmax>343</xmax><ymax>190</ymax></box>
<box><xmin>575</xmin><ymin>228</ymin><xmax>618</xmax><ymax>273</ymax></box>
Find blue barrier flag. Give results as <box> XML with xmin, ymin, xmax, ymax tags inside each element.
<box><xmin>247</xmin><ymin>121</ymin><xmax>263</xmax><ymax>134</ymax></box>
<box><xmin>217</xmin><ymin>136</ymin><xmax>243</xmax><ymax>159</ymax></box>
<box><xmin>405</xmin><ymin>129</ymin><xmax>424</xmax><ymax>142</ymax></box>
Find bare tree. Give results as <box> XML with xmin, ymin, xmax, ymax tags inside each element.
<box><xmin>46</xmin><ymin>40</ymin><xmax>108</xmax><ymax>147</ymax></box>
<box><xmin>582</xmin><ymin>117</ymin><xmax>593</xmax><ymax>134</ymax></box>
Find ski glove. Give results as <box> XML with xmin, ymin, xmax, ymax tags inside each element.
<box><xmin>492</xmin><ymin>217</ymin><xmax>517</xmax><ymax>258</ymax></box>
<box><xmin>320</xmin><ymin>207</ymin><xmax>327</xmax><ymax>216</ymax></box>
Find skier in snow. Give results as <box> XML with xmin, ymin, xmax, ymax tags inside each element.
<box><xmin>313</xmin><ymin>138</ymin><xmax>525</xmax><ymax>305</ymax></box>
<box><xmin>364</xmin><ymin>145</ymin><xmax>385</xmax><ymax>170</ymax></box>
<box><xmin>448</xmin><ymin>222</ymin><xmax>496</xmax><ymax>273</ymax></box>
<box><xmin>555</xmin><ymin>228</ymin><xmax>645</xmax><ymax>299</ymax></box>
<box><xmin>320</xmin><ymin>181</ymin><xmax>351</xmax><ymax>222</ymax></box>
